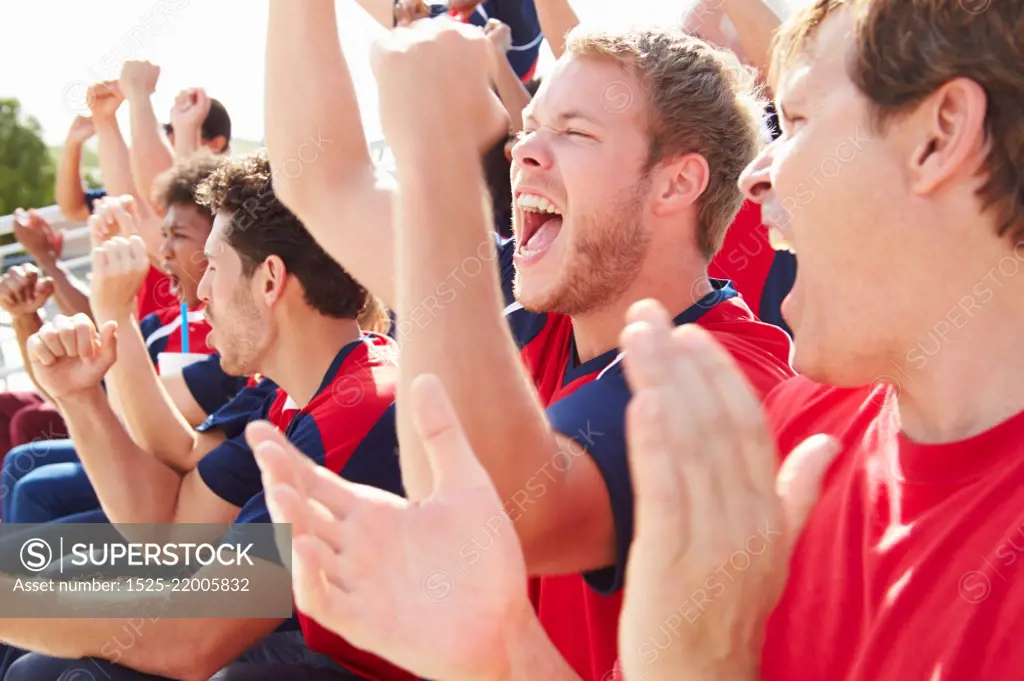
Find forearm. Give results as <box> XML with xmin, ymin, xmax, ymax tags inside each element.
<box><xmin>265</xmin><ymin>0</ymin><xmax>396</xmax><ymax>305</ymax></box>
<box><xmin>173</xmin><ymin>124</ymin><xmax>201</xmax><ymax>159</ymax></box>
<box><xmin>97</xmin><ymin>311</ymin><xmax>199</xmax><ymax>469</ymax></box>
<box><xmin>533</xmin><ymin>0</ymin><xmax>579</xmax><ymax>59</ymax></box>
<box><xmin>32</xmin><ymin>252</ymin><xmax>92</xmax><ymax>319</ymax></box>
<box><xmin>127</xmin><ymin>95</ymin><xmax>174</xmax><ymax>213</ymax></box>
<box><xmin>722</xmin><ymin>0</ymin><xmax>782</xmax><ymax>79</ymax></box>
<box><xmin>394</xmin><ymin>136</ymin><xmax>556</xmax><ymax>518</ymax></box>
<box><xmin>0</xmin><ymin>570</ymin><xmax>284</xmax><ymax>680</ymax></box>
<box><xmin>493</xmin><ymin>56</ymin><xmax>532</xmax><ymax>132</ymax></box>
<box><xmin>54</xmin><ymin>387</ymin><xmax>183</xmax><ymax>523</ymax></box>
<box><xmin>96</xmin><ymin>118</ymin><xmax>165</xmax><ymax>254</ymax></box>
<box><xmin>55</xmin><ymin>141</ymin><xmax>89</xmax><ymax>222</ymax></box>
<box><xmin>11</xmin><ymin>313</ymin><xmax>51</xmax><ymax>401</ymax></box>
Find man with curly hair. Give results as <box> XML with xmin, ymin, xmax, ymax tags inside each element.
<box><xmin>0</xmin><ymin>154</ymin><xmax>408</xmax><ymax>681</ymax></box>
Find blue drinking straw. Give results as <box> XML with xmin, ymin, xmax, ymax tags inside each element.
<box><xmin>180</xmin><ymin>302</ymin><xmax>190</xmax><ymax>353</ymax></box>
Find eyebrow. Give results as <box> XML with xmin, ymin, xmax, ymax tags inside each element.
<box><xmin>523</xmin><ymin>109</ymin><xmax>601</xmax><ymax>128</ymax></box>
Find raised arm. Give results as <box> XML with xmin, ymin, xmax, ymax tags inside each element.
<box><xmin>721</xmin><ymin>0</ymin><xmax>783</xmax><ymax>80</ymax></box>
<box><xmin>54</xmin><ymin>116</ymin><xmax>96</xmax><ymax>222</ymax></box>
<box><xmin>119</xmin><ymin>60</ymin><xmax>175</xmax><ymax>214</ymax></box>
<box><xmin>0</xmin><ymin>265</ymin><xmax>55</xmax><ymax>400</ymax></box>
<box><xmin>533</xmin><ymin>0</ymin><xmax>579</xmax><ymax>59</ymax></box>
<box><xmin>377</xmin><ymin>22</ymin><xmax>612</xmax><ymax>572</ymax></box>
<box><xmin>26</xmin><ymin>312</ymin><xmax>237</xmax><ymax>525</ymax></box>
<box><xmin>13</xmin><ymin>209</ymin><xmax>92</xmax><ymax>319</ymax></box>
<box><xmin>87</xmin><ymin>80</ymin><xmax>166</xmax><ymax>257</ymax></box>
<box><xmin>265</xmin><ymin>0</ymin><xmax>396</xmax><ymax>306</ymax></box>
<box><xmin>485</xmin><ymin>19</ymin><xmax>533</xmax><ymax>132</ymax></box>
<box><xmin>87</xmin><ymin>203</ymin><xmax>198</xmax><ymax>471</ymax></box>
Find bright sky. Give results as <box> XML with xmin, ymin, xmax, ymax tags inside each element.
<box><xmin>2</xmin><ymin>0</ymin><xmax>794</xmax><ymax>147</ymax></box>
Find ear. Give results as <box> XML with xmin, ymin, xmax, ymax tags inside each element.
<box><xmin>260</xmin><ymin>255</ymin><xmax>289</xmax><ymax>307</ymax></box>
<box><xmin>909</xmin><ymin>77</ymin><xmax>988</xmax><ymax>196</ymax></box>
<box><xmin>651</xmin><ymin>152</ymin><xmax>710</xmax><ymax>218</ymax></box>
<box><xmin>205</xmin><ymin>135</ymin><xmax>229</xmax><ymax>154</ymax></box>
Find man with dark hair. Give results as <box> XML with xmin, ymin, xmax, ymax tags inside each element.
<box><xmin>0</xmin><ymin>153</ymin><xmax>408</xmax><ymax>681</ymax></box>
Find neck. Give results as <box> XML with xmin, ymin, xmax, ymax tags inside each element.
<box><xmin>571</xmin><ymin>258</ymin><xmax>710</xmax><ymax>363</ymax></box>
<box><xmin>261</xmin><ymin>312</ymin><xmax>362</xmax><ymax>408</ymax></box>
<box><xmin>893</xmin><ymin>251</ymin><xmax>1024</xmax><ymax>442</ymax></box>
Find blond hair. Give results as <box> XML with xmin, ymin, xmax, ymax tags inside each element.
<box><xmin>567</xmin><ymin>27</ymin><xmax>767</xmax><ymax>259</ymax></box>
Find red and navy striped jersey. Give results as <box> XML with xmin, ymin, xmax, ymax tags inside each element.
<box><xmin>496</xmin><ymin>238</ymin><xmax>796</xmax><ymax>681</ymax></box>
<box><xmin>139</xmin><ymin>306</ymin><xmax>214</xmax><ymax>368</ymax></box>
<box><xmin>427</xmin><ymin>0</ymin><xmax>542</xmax><ymax>81</ymax></box>
<box><xmin>197</xmin><ymin>334</ymin><xmax>415</xmax><ymax>681</ymax></box>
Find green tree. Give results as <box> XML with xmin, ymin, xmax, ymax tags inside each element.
<box><xmin>0</xmin><ymin>98</ymin><xmax>56</xmax><ymax>216</ymax></box>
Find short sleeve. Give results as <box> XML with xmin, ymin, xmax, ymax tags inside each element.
<box><xmin>545</xmin><ymin>363</ymin><xmax>634</xmax><ymax>595</ymax></box>
<box><xmin>84</xmin><ymin>188</ymin><xmax>108</xmax><ymax>214</ymax></box>
<box><xmin>196</xmin><ymin>378</ymin><xmax>278</xmax><ymax>441</ymax></box>
<box><xmin>139</xmin><ymin>313</ymin><xmax>164</xmax><ymax>367</ymax></box>
<box><xmin>198</xmin><ymin>411</ymin><xmax>326</xmax><ymax>510</ymax></box>
<box><xmin>181</xmin><ymin>353</ymin><xmax>248</xmax><ymax>417</ymax></box>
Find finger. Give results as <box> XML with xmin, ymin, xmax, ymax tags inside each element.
<box><xmin>250</xmin><ymin>423</ymin><xmax>364</xmax><ymax>519</ymax></box>
<box><xmin>72</xmin><ymin>313</ymin><xmax>97</xmax><ymax>361</ymax></box>
<box><xmin>266</xmin><ymin>483</ymin><xmax>344</xmax><ymax>554</ymax></box>
<box><xmin>53</xmin><ymin>315</ymin><xmax>81</xmax><ymax>358</ymax></box>
<box><xmin>106</xmin><ymin>199</ymin><xmax>139</xmax><ymax>237</ymax></box>
<box><xmin>96</xmin><ymin>320</ymin><xmax>119</xmax><ymax>366</ymax></box>
<box><xmin>291</xmin><ymin>535</ymin><xmax>354</xmax><ymax>630</ymax></box>
<box><xmin>776</xmin><ymin>434</ymin><xmax>840</xmax><ymax>557</ymax></box>
<box><xmin>676</xmin><ymin>324</ymin><xmax>777</xmax><ymax>498</ymax></box>
<box><xmin>128</xmin><ymin>235</ymin><xmax>148</xmax><ymax>266</ymax></box>
<box><xmin>626</xmin><ymin>388</ymin><xmax>692</xmax><ymax>543</ymax></box>
<box><xmin>410</xmin><ymin>373</ymin><xmax>495</xmax><ymax>501</ymax></box>
<box><xmin>620</xmin><ymin>300</ymin><xmax>675</xmax><ymax>394</ymax></box>
<box><xmin>27</xmin><ymin>334</ymin><xmax>57</xmax><ymax>367</ymax></box>
<box><xmin>35</xmin><ymin>278</ymin><xmax>55</xmax><ymax>303</ymax></box>
<box><xmin>37</xmin><ymin>323</ymin><xmax>67</xmax><ymax>361</ymax></box>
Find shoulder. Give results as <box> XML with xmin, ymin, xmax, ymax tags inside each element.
<box><xmin>764</xmin><ymin>375</ymin><xmax>885</xmax><ymax>455</ymax></box>
<box><xmin>698</xmin><ymin>298</ymin><xmax>796</xmax><ymax>398</ymax></box>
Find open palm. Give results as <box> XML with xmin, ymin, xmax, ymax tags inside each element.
<box><xmin>250</xmin><ymin>374</ymin><xmax>532</xmax><ymax>681</ymax></box>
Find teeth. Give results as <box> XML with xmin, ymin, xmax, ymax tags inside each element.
<box><xmin>768</xmin><ymin>226</ymin><xmax>795</xmax><ymax>253</ymax></box>
<box><xmin>517</xmin><ymin>193</ymin><xmax>560</xmax><ymax>214</ymax></box>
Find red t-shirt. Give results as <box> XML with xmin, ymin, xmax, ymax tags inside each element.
<box><xmin>708</xmin><ymin>200</ymin><xmax>774</xmax><ymax>321</ymax></box>
<box><xmin>759</xmin><ymin>377</ymin><xmax>1024</xmax><ymax>681</ymax></box>
<box><xmin>137</xmin><ymin>265</ymin><xmax>177</xmax><ymax>319</ymax></box>
<box><xmin>499</xmin><ymin>239</ymin><xmax>794</xmax><ymax>681</ymax></box>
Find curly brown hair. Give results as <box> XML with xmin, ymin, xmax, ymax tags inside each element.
<box><xmin>772</xmin><ymin>0</ymin><xmax>1024</xmax><ymax>243</ymax></box>
<box><xmin>151</xmin><ymin>151</ymin><xmax>225</xmax><ymax>219</ymax></box>
<box><xmin>195</xmin><ymin>152</ymin><xmax>370</xmax><ymax>320</ymax></box>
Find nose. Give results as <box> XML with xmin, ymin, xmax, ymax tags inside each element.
<box><xmin>739</xmin><ymin>140</ymin><xmax>775</xmax><ymax>205</ymax></box>
<box><xmin>510</xmin><ymin>131</ymin><xmax>554</xmax><ymax>171</ymax></box>
<box><xmin>196</xmin><ymin>268</ymin><xmax>212</xmax><ymax>305</ymax></box>
<box><xmin>159</xmin><ymin>234</ymin><xmax>174</xmax><ymax>260</ymax></box>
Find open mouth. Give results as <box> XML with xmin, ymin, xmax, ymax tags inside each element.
<box><xmin>515</xmin><ymin>193</ymin><xmax>563</xmax><ymax>261</ymax></box>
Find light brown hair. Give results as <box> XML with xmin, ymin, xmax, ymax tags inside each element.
<box><xmin>772</xmin><ymin>0</ymin><xmax>1024</xmax><ymax>242</ymax></box>
<box><xmin>567</xmin><ymin>27</ymin><xmax>767</xmax><ymax>260</ymax></box>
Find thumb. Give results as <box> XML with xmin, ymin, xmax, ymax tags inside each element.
<box><xmin>776</xmin><ymin>434</ymin><xmax>841</xmax><ymax>555</ymax></box>
<box><xmin>96</xmin><ymin>320</ymin><xmax>119</xmax><ymax>365</ymax></box>
<box><xmin>409</xmin><ymin>373</ymin><xmax>494</xmax><ymax>501</ymax></box>
<box><xmin>36</xmin><ymin>277</ymin><xmax>55</xmax><ymax>300</ymax></box>
<box><xmin>110</xmin><ymin>196</ymin><xmax>140</xmax><ymax>236</ymax></box>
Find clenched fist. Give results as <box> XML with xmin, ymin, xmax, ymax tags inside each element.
<box><xmin>119</xmin><ymin>60</ymin><xmax>161</xmax><ymax>100</ymax></box>
<box><xmin>0</xmin><ymin>264</ymin><xmax>54</xmax><ymax>317</ymax></box>
<box><xmin>28</xmin><ymin>314</ymin><xmax>118</xmax><ymax>400</ymax></box>
<box><xmin>66</xmin><ymin>115</ymin><xmax>96</xmax><ymax>146</ymax></box>
<box><xmin>372</xmin><ymin>17</ymin><xmax>508</xmax><ymax>157</ymax></box>
<box><xmin>86</xmin><ymin>81</ymin><xmax>124</xmax><ymax>123</ymax></box>
<box><xmin>169</xmin><ymin>88</ymin><xmax>211</xmax><ymax>144</ymax></box>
